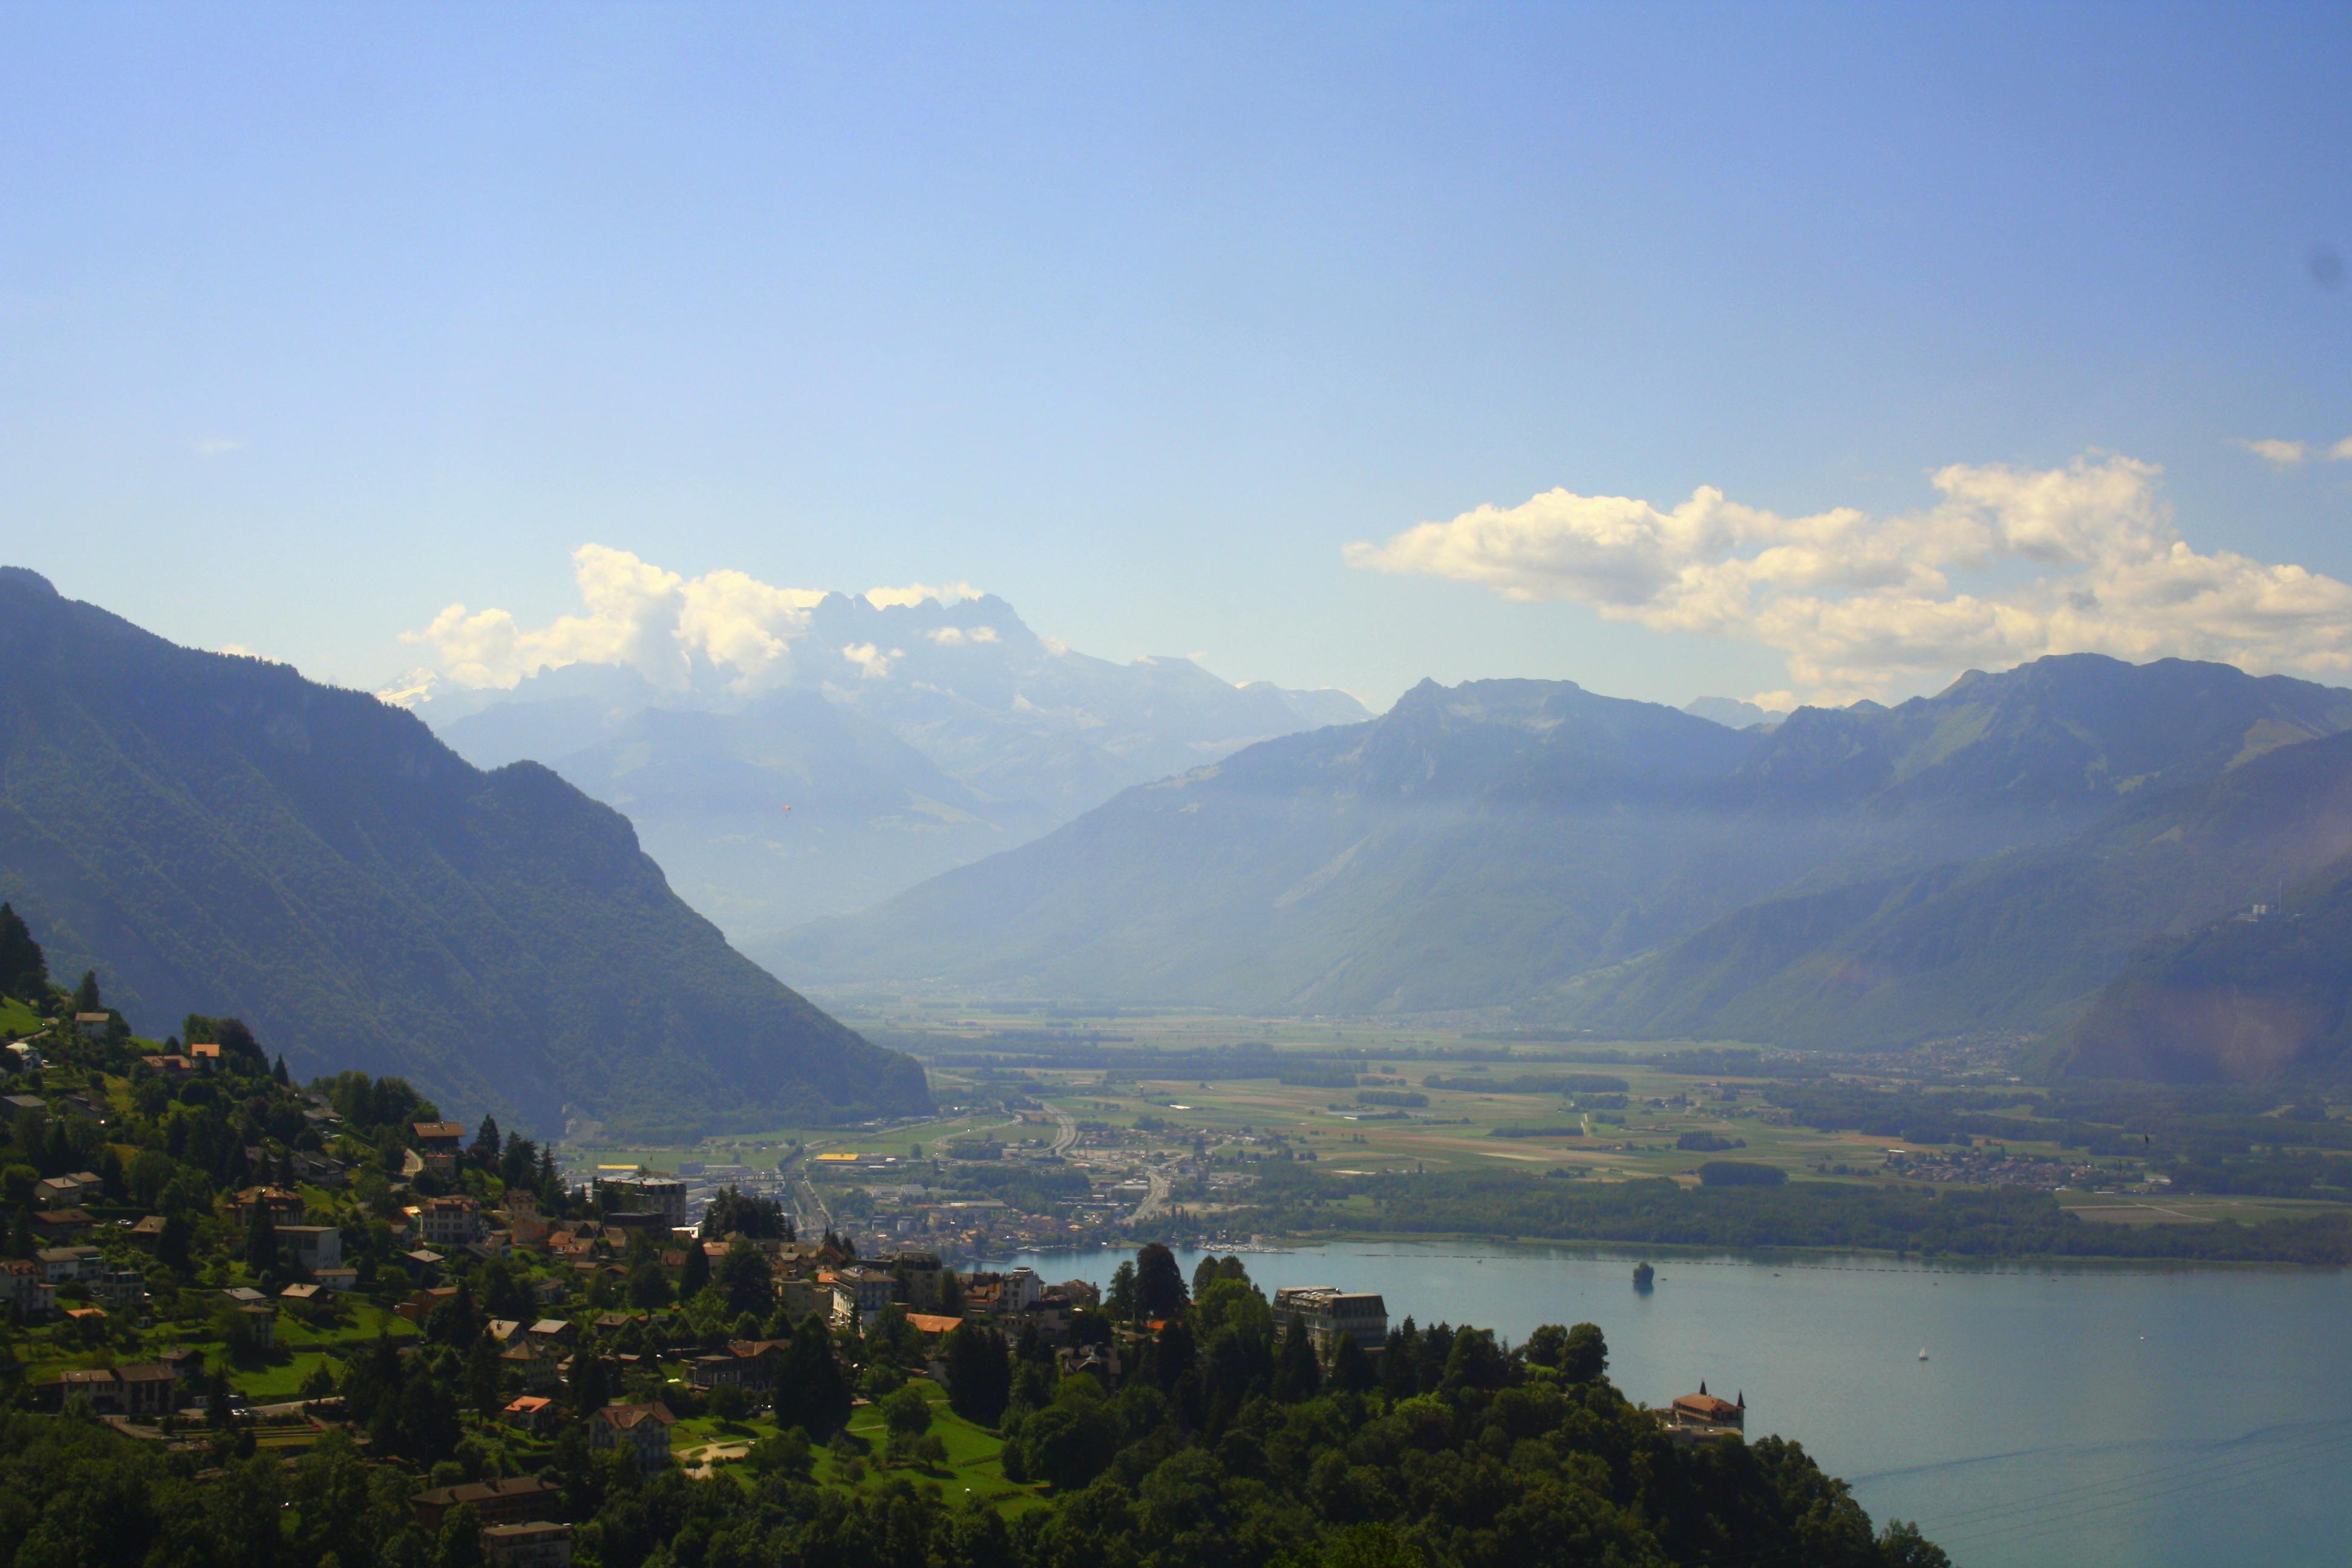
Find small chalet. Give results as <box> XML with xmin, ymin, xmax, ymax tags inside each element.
<box><xmin>411</xmin><ymin>1122</ymin><xmax>466</xmax><ymax>1175</ymax></box>
<box><xmin>502</xmin><ymin>1394</ymin><xmax>558</xmax><ymax>1434</ymax></box>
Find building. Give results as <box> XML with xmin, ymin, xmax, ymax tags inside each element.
<box><xmin>604</xmin><ymin>1178</ymin><xmax>688</xmax><ymax>1232</ymax></box>
<box><xmin>1271</xmin><ymin>1287</ymin><xmax>1389</xmax><ymax>1354</ymax></box>
<box><xmin>1</xmin><ymin>1257</ymin><xmax>57</xmax><ymax>1319</ymax></box>
<box><xmin>502</xmin><ymin>1395</ymin><xmax>557</xmax><ymax>1434</ymax></box>
<box><xmin>888</xmin><ymin>1252</ymin><xmax>946</xmax><ymax>1310</ymax></box>
<box><xmin>589</xmin><ymin>1402</ymin><xmax>676</xmax><ymax>1472</ymax></box>
<box><xmin>34</xmin><ymin>1171</ymin><xmax>102</xmax><ymax>1205</ymax></box>
<box><xmin>687</xmin><ymin>1339</ymin><xmax>788</xmax><ymax>1392</ymax></box>
<box><xmin>95</xmin><ymin>1266</ymin><xmax>149</xmax><ymax>1313</ymax></box>
<box><xmin>50</xmin><ymin>1363</ymin><xmax>181</xmax><ymax>1417</ymax></box>
<box><xmin>233</xmin><ymin>1185</ymin><xmax>307</xmax><ymax>1223</ymax></box>
<box><xmin>411</xmin><ymin>1477</ymin><xmax>564</xmax><ymax>1534</ymax></box>
<box><xmin>411</xmin><ymin>1121</ymin><xmax>466</xmax><ymax>1176</ymax></box>
<box><xmin>414</xmin><ymin>1196</ymin><xmax>485</xmax><ymax>1248</ymax></box>
<box><xmin>34</xmin><ymin>1245</ymin><xmax>103</xmax><ymax>1283</ymax></box>
<box><xmin>1667</xmin><ymin>1383</ymin><xmax>1744</xmax><ymax>1434</ymax></box>
<box><xmin>482</xmin><ymin>1521</ymin><xmax>572</xmax><ymax>1568</ymax></box>
<box><xmin>240</xmin><ymin>1302</ymin><xmax>278</xmax><ymax>1350</ymax></box>
<box><xmin>276</xmin><ymin>1223</ymin><xmax>344</xmax><ymax>1272</ymax></box>
<box><xmin>75</xmin><ymin>1011</ymin><xmax>111</xmax><ymax>1039</ymax></box>
<box><xmin>825</xmin><ymin>1265</ymin><xmax>897</xmax><ymax>1329</ymax></box>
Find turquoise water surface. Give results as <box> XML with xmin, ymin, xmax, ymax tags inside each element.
<box><xmin>996</xmin><ymin>1239</ymin><xmax>2352</xmax><ymax>1567</ymax></box>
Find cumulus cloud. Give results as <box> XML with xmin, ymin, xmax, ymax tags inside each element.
<box><xmin>839</xmin><ymin>642</ymin><xmax>902</xmax><ymax>678</ymax></box>
<box><xmin>867</xmin><ymin>581</ymin><xmax>981</xmax><ymax>609</ymax></box>
<box><xmin>1347</xmin><ymin>454</ymin><xmax>2352</xmax><ymax>701</ymax></box>
<box><xmin>2237</xmin><ymin>438</ymin><xmax>2310</xmax><ymax>467</ymax></box>
<box><xmin>403</xmin><ymin>549</ymin><xmax>998</xmax><ymax>691</ymax></box>
<box><xmin>2333</xmin><ymin>437</ymin><xmax>2352</xmax><ymax>462</ymax></box>
<box><xmin>924</xmin><ymin>625</ymin><xmax>1001</xmax><ymax>645</ymax></box>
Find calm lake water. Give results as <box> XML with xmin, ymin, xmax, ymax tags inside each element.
<box><xmin>993</xmin><ymin>1239</ymin><xmax>2352</xmax><ymax>1568</ymax></box>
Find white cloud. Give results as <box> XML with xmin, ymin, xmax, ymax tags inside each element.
<box><xmin>866</xmin><ymin>581</ymin><xmax>981</xmax><ymax>609</ymax></box>
<box><xmin>2331</xmin><ymin>437</ymin><xmax>2352</xmax><ymax>462</ymax></box>
<box><xmin>189</xmin><ymin>437</ymin><xmax>245</xmax><ymax>457</ymax></box>
<box><xmin>2236</xmin><ymin>438</ymin><xmax>2309</xmax><ymax>467</ymax></box>
<box><xmin>840</xmin><ymin>642</ymin><xmax>903</xmax><ymax>678</ymax></box>
<box><xmin>403</xmin><ymin>545</ymin><xmax>824</xmax><ymax>691</ymax></box>
<box><xmin>1347</xmin><ymin>454</ymin><xmax>2352</xmax><ymax>700</ymax></box>
<box><xmin>923</xmin><ymin>624</ymin><xmax>999</xmax><ymax>645</ymax></box>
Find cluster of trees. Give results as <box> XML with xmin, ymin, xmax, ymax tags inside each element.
<box><xmin>1762</xmin><ymin>1080</ymin><xmax>2352</xmax><ymax>1198</ymax></box>
<box><xmin>1233</xmin><ymin>1162</ymin><xmax>2352</xmax><ymax>1264</ymax></box>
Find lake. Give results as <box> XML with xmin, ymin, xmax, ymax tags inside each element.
<box><xmin>993</xmin><ymin>1239</ymin><xmax>2352</xmax><ymax>1567</ymax></box>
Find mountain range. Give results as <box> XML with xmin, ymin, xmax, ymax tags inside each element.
<box><xmin>396</xmin><ymin>592</ymin><xmax>1365</xmax><ymax>958</ymax></box>
<box><xmin>779</xmin><ymin>654</ymin><xmax>2352</xmax><ymax>1079</ymax></box>
<box><xmin>0</xmin><ymin>567</ymin><xmax>926</xmax><ymax>1138</ymax></box>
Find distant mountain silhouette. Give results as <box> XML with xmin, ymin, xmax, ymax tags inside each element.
<box><xmin>404</xmin><ymin>592</ymin><xmax>1366</xmax><ymax>952</ymax></box>
<box><xmin>0</xmin><ymin>566</ymin><xmax>926</xmax><ymax>1137</ymax></box>
<box><xmin>781</xmin><ymin>653</ymin><xmax>2352</xmax><ymax>1082</ymax></box>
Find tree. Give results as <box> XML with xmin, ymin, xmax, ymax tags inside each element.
<box><xmin>468</xmin><ymin>1117</ymin><xmax>501</xmax><ymax>1168</ymax></box>
<box><xmin>1105</xmin><ymin>1259</ymin><xmax>1137</xmax><ymax>1321</ymax></box>
<box><xmin>679</xmin><ymin>1239</ymin><xmax>712</xmax><ymax>1301</ymax></box>
<box><xmin>716</xmin><ymin>1236</ymin><xmax>773</xmax><ymax>1316</ymax></box>
<box><xmin>567</xmin><ymin>1346</ymin><xmax>610</xmax><ymax>1416</ymax></box>
<box><xmin>941</xmin><ymin>1322</ymin><xmax>1012</xmax><ymax>1426</ymax></box>
<box><xmin>0</xmin><ymin>903</ymin><xmax>46</xmax><ymax>1000</ymax></box>
<box><xmin>244</xmin><ymin>1204</ymin><xmax>279</xmax><ymax>1275</ymax></box>
<box><xmin>1328</xmin><ymin>1329</ymin><xmax>1378</xmax><ymax>1394</ymax></box>
<box><xmin>880</xmin><ymin>1383</ymin><xmax>932</xmax><ymax>1463</ymax></box>
<box><xmin>774</xmin><ymin>1318</ymin><xmax>851</xmax><ymax>1437</ymax></box>
<box><xmin>701</xmin><ymin>1185</ymin><xmax>791</xmax><ymax>1241</ymax></box>
<box><xmin>1272</xmin><ymin>1316</ymin><xmax>1322</xmax><ymax>1403</ymax></box>
<box><xmin>1560</xmin><ymin>1322</ymin><xmax>1608</xmax><ymax>1383</ymax></box>
<box><xmin>73</xmin><ymin>969</ymin><xmax>101</xmax><ymax>1015</ymax></box>
<box><xmin>1135</xmin><ymin>1243</ymin><xmax>1187</xmax><ymax>1320</ymax></box>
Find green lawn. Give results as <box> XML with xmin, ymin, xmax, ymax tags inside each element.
<box><xmin>836</xmin><ymin>1380</ymin><xmax>1043</xmax><ymax>1514</ymax></box>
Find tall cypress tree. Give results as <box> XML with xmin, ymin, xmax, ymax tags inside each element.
<box><xmin>73</xmin><ymin>969</ymin><xmax>101</xmax><ymax>1015</ymax></box>
<box><xmin>0</xmin><ymin>903</ymin><xmax>45</xmax><ymax>1001</ymax></box>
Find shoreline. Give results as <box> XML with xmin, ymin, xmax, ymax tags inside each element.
<box><xmin>975</xmin><ymin>1229</ymin><xmax>2339</xmax><ymax>1275</ymax></box>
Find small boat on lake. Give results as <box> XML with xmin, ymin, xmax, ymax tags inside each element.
<box><xmin>1918</xmin><ymin>1348</ymin><xmax>1930</xmax><ymax>1361</ymax></box>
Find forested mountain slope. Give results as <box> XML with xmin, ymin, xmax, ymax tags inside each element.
<box><xmin>0</xmin><ymin>567</ymin><xmax>926</xmax><ymax>1136</ymax></box>
<box><xmin>782</xmin><ymin>656</ymin><xmax>2352</xmax><ymax>1056</ymax></box>
<box><xmin>1553</xmin><ymin>727</ymin><xmax>2352</xmax><ymax>1057</ymax></box>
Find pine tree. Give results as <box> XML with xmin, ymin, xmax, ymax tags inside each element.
<box><xmin>0</xmin><ymin>903</ymin><xmax>46</xmax><ymax>1001</ymax></box>
<box><xmin>73</xmin><ymin>969</ymin><xmax>101</xmax><ymax>1015</ymax></box>
<box><xmin>679</xmin><ymin>1238</ymin><xmax>712</xmax><ymax>1301</ymax></box>
<box><xmin>1272</xmin><ymin>1316</ymin><xmax>1322</xmax><ymax>1403</ymax></box>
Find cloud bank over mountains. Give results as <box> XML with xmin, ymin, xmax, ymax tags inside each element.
<box><xmin>1347</xmin><ymin>454</ymin><xmax>2352</xmax><ymax>704</ymax></box>
<box><xmin>403</xmin><ymin>544</ymin><xmax>987</xmax><ymax>695</ymax></box>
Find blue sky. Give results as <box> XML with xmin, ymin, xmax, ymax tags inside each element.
<box><xmin>2</xmin><ymin>4</ymin><xmax>2348</xmax><ymax>709</ymax></box>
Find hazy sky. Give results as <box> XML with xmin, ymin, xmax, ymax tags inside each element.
<box><xmin>4</xmin><ymin>4</ymin><xmax>2350</xmax><ymax>710</ymax></box>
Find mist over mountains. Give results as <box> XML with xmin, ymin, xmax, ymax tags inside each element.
<box><xmin>0</xmin><ymin>567</ymin><xmax>926</xmax><ymax>1137</ymax></box>
<box><xmin>396</xmin><ymin>590</ymin><xmax>1367</xmax><ymax>955</ymax></box>
<box><xmin>781</xmin><ymin>653</ymin><xmax>2352</xmax><ymax>1079</ymax></box>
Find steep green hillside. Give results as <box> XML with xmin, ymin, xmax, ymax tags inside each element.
<box><xmin>2065</xmin><ymin>847</ymin><xmax>2352</xmax><ymax>1082</ymax></box>
<box><xmin>1555</xmin><ymin>726</ymin><xmax>2352</xmax><ymax>1054</ymax></box>
<box><xmin>0</xmin><ymin>567</ymin><xmax>926</xmax><ymax>1136</ymax></box>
